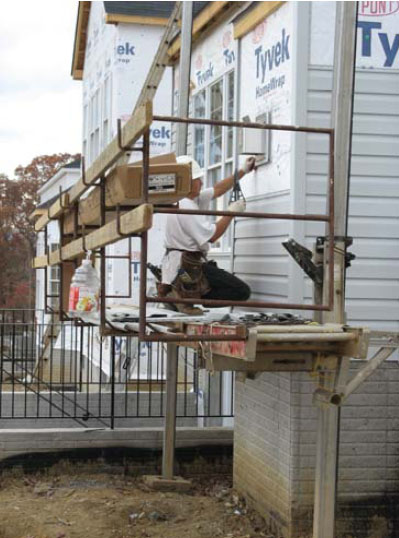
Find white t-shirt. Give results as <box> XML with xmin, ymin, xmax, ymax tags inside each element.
<box><xmin>162</xmin><ymin>188</ymin><xmax>215</xmax><ymax>284</ymax></box>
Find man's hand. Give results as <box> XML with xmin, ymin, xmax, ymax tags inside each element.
<box><xmin>243</xmin><ymin>156</ymin><xmax>256</xmax><ymax>174</ymax></box>
<box><xmin>213</xmin><ymin>157</ymin><xmax>255</xmax><ymax>199</ymax></box>
<box><xmin>228</xmin><ymin>199</ymin><xmax>246</xmax><ymax>213</ymax></box>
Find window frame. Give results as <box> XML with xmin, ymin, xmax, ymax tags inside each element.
<box><xmin>191</xmin><ymin>69</ymin><xmax>235</xmax><ymax>251</ymax></box>
<box><xmin>48</xmin><ymin>243</ymin><xmax>60</xmax><ymax>309</ymax></box>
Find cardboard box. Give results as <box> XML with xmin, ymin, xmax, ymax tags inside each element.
<box><xmin>63</xmin><ymin>153</ymin><xmax>192</xmax><ymax>234</ymax></box>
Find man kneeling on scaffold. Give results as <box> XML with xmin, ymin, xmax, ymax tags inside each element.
<box><xmin>157</xmin><ymin>155</ymin><xmax>256</xmax><ymax>315</ymax></box>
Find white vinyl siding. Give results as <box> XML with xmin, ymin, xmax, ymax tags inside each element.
<box><xmin>304</xmin><ymin>67</ymin><xmax>399</xmax><ymax>336</ymax></box>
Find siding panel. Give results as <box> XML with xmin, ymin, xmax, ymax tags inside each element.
<box><xmin>234</xmin><ymin>192</ymin><xmax>291</xmax><ymax>301</ymax></box>
<box><xmin>305</xmin><ymin>67</ymin><xmax>399</xmax><ymax>329</ymax></box>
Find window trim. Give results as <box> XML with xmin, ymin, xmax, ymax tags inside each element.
<box><xmin>191</xmin><ymin>69</ymin><xmax>235</xmax><ymax>252</ymax></box>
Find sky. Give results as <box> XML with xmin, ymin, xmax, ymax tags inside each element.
<box><xmin>0</xmin><ymin>1</ymin><xmax>82</xmax><ymax>178</ymax></box>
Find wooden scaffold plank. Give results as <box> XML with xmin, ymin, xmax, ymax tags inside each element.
<box><xmin>33</xmin><ymin>204</ymin><xmax>153</xmax><ymax>267</ymax></box>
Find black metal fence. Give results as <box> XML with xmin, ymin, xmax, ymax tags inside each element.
<box><xmin>0</xmin><ymin>310</ymin><xmax>234</xmax><ymax>428</ymax></box>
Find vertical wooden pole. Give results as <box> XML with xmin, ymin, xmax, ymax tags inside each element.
<box><xmin>162</xmin><ymin>343</ymin><xmax>178</xmax><ymax>479</ymax></box>
<box><xmin>313</xmin><ymin>403</ymin><xmax>340</xmax><ymax>537</ymax></box>
<box><xmin>312</xmin><ymin>3</ymin><xmax>358</xmax><ymax>537</ymax></box>
<box><xmin>161</xmin><ymin>1</ymin><xmax>192</xmax><ymax>481</ymax></box>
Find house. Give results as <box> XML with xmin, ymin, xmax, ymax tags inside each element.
<box><xmin>35</xmin><ymin>159</ymin><xmax>81</xmax><ymax>314</ymax></box>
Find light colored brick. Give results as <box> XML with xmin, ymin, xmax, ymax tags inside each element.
<box><xmin>235</xmin><ymin>362</ymin><xmax>399</xmax><ymax>538</ymax></box>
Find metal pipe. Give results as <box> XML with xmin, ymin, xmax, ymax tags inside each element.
<box><xmin>59</xmin><ymin>214</ymin><xmax>65</xmax><ymax>321</ymax></box>
<box><xmin>139</xmin><ymin>231</ymin><xmax>149</xmax><ymax>340</ymax></box>
<box><xmin>328</xmin><ymin>131</ymin><xmax>335</xmax><ymax>311</ymax></box>
<box><xmin>103</xmin><ymin>238</ymin><xmax>132</xmax><ymax>299</ymax></box>
<box><xmin>154</xmin><ymin>207</ymin><xmax>329</xmax><ymax>222</ymax></box>
<box><xmin>256</xmin><ymin>332</ymin><xmax>356</xmax><ymax>343</ymax></box>
<box><xmin>255</xmin><ymin>324</ymin><xmax>344</xmax><ymax>334</ymax></box>
<box><xmin>142</xmin><ymin>129</ymin><xmax>150</xmax><ymax>203</ymax></box>
<box><xmin>141</xmin><ymin>333</ymin><xmax>246</xmax><ymax>343</ymax></box>
<box><xmin>110</xmin><ymin>336</ymin><xmax>115</xmax><ymax>429</ymax></box>
<box><xmin>44</xmin><ymin>227</ymin><xmax>49</xmax><ymax>312</ymax></box>
<box><xmin>138</xmin><ymin>128</ymin><xmax>151</xmax><ymax>340</ymax></box>
<box><xmin>230</xmin><ymin>32</ymin><xmax>242</xmax><ymax>288</ymax></box>
<box><xmin>100</xmin><ymin>176</ymin><xmax>106</xmax><ymax>333</ymax></box>
<box><xmin>153</xmin><ymin>114</ymin><xmax>333</xmax><ymax>134</ymax></box>
<box><xmin>134</xmin><ymin>114</ymin><xmax>335</xmax><ymax>335</ymax></box>
<box><xmin>162</xmin><ymin>343</ymin><xmax>178</xmax><ymax>479</ymax></box>
<box><xmin>147</xmin><ymin>295</ymin><xmax>330</xmax><ymax>311</ymax></box>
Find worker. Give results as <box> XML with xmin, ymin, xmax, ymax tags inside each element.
<box><xmin>158</xmin><ymin>155</ymin><xmax>256</xmax><ymax>314</ymax></box>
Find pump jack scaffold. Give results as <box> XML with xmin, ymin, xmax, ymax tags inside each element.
<box><xmin>31</xmin><ymin>3</ymin><xmax>399</xmax><ymax>538</ymax></box>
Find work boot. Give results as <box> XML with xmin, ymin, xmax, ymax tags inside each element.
<box><xmin>166</xmin><ymin>289</ymin><xmax>203</xmax><ymax>316</ymax></box>
<box><xmin>156</xmin><ymin>282</ymin><xmax>172</xmax><ymax>297</ymax></box>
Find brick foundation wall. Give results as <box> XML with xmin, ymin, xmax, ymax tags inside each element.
<box><xmin>234</xmin><ymin>361</ymin><xmax>399</xmax><ymax>538</ymax></box>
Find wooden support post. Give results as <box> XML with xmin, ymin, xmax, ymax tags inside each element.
<box><xmin>162</xmin><ymin>343</ymin><xmax>178</xmax><ymax>480</ymax></box>
<box><xmin>176</xmin><ymin>1</ymin><xmax>193</xmax><ymax>156</ymax></box>
<box><xmin>312</xmin><ymin>3</ymin><xmax>358</xmax><ymax>536</ymax></box>
<box><xmin>313</xmin><ymin>403</ymin><xmax>340</xmax><ymax>538</ymax></box>
<box><xmin>313</xmin><ymin>244</ymin><xmax>348</xmax><ymax>538</ymax></box>
<box><xmin>344</xmin><ymin>347</ymin><xmax>394</xmax><ymax>399</ymax></box>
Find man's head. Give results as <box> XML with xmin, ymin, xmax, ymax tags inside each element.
<box><xmin>176</xmin><ymin>155</ymin><xmax>203</xmax><ymax>198</ymax></box>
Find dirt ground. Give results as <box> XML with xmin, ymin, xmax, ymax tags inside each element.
<box><xmin>0</xmin><ymin>465</ymin><xmax>274</xmax><ymax>538</ymax></box>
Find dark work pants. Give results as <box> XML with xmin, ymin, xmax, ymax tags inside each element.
<box><xmin>201</xmin><ymin>261</ymin><xmax>251</xmax><ymax>302</ymax></box>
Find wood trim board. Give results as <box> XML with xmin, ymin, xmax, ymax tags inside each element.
<box><xmin>233</xmin><ymin>1</ymin><xmax>285</xmax><ymax>39</ymax></box>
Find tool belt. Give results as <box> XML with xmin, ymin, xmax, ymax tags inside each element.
<box><xmin>167</xmin><ymin>249</ymin><xmax>211</xmax><ymax>299</ymax></box>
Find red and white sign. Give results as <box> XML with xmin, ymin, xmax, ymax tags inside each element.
<box><xmin>359</xmin><ymin>2</ymin><xmax>399</xmax><ymax>16</ymax></box>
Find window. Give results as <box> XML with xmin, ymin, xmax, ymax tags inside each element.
<box><xmin>48</xmin><ymin>243</ymin><xmax>60</xmax><ymax>309</ymax></box>
<box><xmin>210</xmin><ymin>80</ymin><xmax>223</xmax><ymax>165</ymax></box>
<box><xmin>193</xmin><ymin>90</ymin><xmax>205</xmax><ymax>168</ymax></box>
<box><xmin>82</xmin><ymin>104</ymin><xmax>88</xmax><ymax>162</ymax></box>
<box><xmin>226</xmin><ymin>71</ymin><xmax>234</xmax><ymax>160</ymax></box>
<box><xmin>88</xmin><ymin>89</ymin><xmax>101</xmax><ymax>164</ymax></box>
<box><xmin>191</xmin><ymin>70</ymin><xmax>235</xmax><ymax>250</ymax></box>
<box><xmin>102</xmin><ymin>75</ymin><xmax>112</xmax><ymax>149</ymax></box>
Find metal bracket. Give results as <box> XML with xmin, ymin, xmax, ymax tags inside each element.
<box><xmin>313</xmin><ymin>387</ymin><xmax>343</xmax><ymax>407</ymax></box>
<box><xmin>117</xmin><ymin>119</ymin><xmax>143</xmax><ymax>152</ymax></box>
<box><xmin>116</xmin><ymin>204</ymin><xmax>130</xmax><ymax>237</ymax></box>
<box><xmin>343</xmin><ymin>346</ymin><xmax>395</xmax><ymax>400</ymax></box>
<box><xmin>59</xmin><ymin>246</ymin><xmax>66</xmax><ymax>263</ymax></box>
<box><xmin>81</xmin><ymin>225</ymin><xmax>89</xmax><ymax>253</ymax></box>
<box><xmin>46</xmin><ymin>206</ymin><xmax>56</xmax><ymax>221</ymax></box>
<box><xmin>316</xmin><ymin>235</ymin><xmax>355</xmax><ymax>268</ymax></box>
<box><xmin>59</xmin><ymin>186</ymin><xmax>69</xmax><ymax>210</ymax></box>
<box><xmin>81</xmin><ymin>155</ymin><xmax>101</xmax><ymax>187</ymax></box>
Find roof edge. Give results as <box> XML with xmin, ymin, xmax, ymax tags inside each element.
<box><xmin>71</xmin><ymin>1</ymin><xmax>91</xmax><ymax>81</ymax></box>
<box><xmin>167</xmin><ymin>1</ymin><xmax>245</xmax><ymax>61</ymax></box>
<box><xmin>233</xmin><ymin>1</ymin><xmax>285</xmax><ymax>40</ymax></box>
<box><xmin>105</xmin><ymin>13</ymin><xmax>169</xmax><ymax>26</ymax></box>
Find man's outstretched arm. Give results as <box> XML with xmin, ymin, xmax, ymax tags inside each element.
<box><xmin>209</xmin><ymin>216</ymin><xmax>233</xmax><ymax>243</ymax></box>
<box><xmin>209</xmin><ymin>200</ymin><xmax>246</xmax><ymax>243</ymax></box>
<box><xmin>212</xmin><ymin>157</ymin><xmax>256</xmax><ymax>199</ymax></box>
